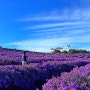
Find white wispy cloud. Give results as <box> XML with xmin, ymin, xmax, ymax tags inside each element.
<box><xmin>6</xmin><ymin>34</ymin><xmax>90</xmax><ymax>52</ymax></box>
<box><xmin>20</xmin><ymin>9</ymin><xmax>90</xmax><ymax>40</ymax></box>
<box><xmin>68</xmin><ymin>29</ymin><xmax>86</xmax><ymax>35</ymax></box>
<box><xmin>6</xmin><ymin>38</ymin><xmax>71</xmax><ymax>52</ymax></box>
<box><xmin>30</xmin><ymin>25</ymin><xmax>90</xmax><ymax>33</ymax></box>
<box><xmin>25</xmin><ymin>21</ymin><xmax>90</xmax><ymax>29</ymax></box>
<box><xmin>13</xmin><ymin>8</ymin><xmax>90</xmax><ymax>52</ymax></box>
<box><xmin>18</xmin><ymin>9</ymin><xmax>90</xmax><ymax>22</ymax></box>
<box><xmin>28</xmin><ymin>29</ymin><xmax>86</xmax><ymax>38</ymax></box>
<box><xmin>25</xmin><ymin>24</ymin><xmax>90</xmax><ymax>39</ymax></box>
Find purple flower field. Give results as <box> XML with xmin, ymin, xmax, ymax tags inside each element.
<box><xmin>43</xmin><ymin>63</ymin><xmax>90</xmax><ymax>90</ymax></box>
<box><xmin>0</xmin><ymin>48</ymin><xmax>90</xmax><ymax>90</ymax></box>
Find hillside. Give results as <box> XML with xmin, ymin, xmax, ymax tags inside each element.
<box><xmin>0</xmin><ymin>47</ymin><xmax>90</xmax><ymax>89</ymax></box>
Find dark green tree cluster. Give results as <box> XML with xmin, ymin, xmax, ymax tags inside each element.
<box><xmin>51</xmin><ymin>47</ymin><xmax>63</xmax><ymax>54</ymax></box>
<box><xmin>68</xmin><ymin>49</ymin><xmax>90</xmax><ymax>54</ymax></box>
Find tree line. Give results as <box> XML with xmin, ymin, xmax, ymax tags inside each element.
<box><xmin>51</xmin><ymin>47</ymin><xmax>90</xmax><ymax>54</ymax></box>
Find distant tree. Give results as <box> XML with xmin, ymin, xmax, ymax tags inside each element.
<box><xmin>68</xmin><ymin>49</ymin><xmax>78</xmax><ymax>53</ymax></box>
<box><xmin>51</xmin><ymin>47</ymin><xmax>63</xmax><ymax>54</ymax></box>
<box><xmin>68</xmin><ymin>49</ymin><xmax>90</xmax><ymax>53</ymax></box>
<box><xmin>62</xmin><ymin>50</ymin><xmax>67</xmax><ymax>53</ymax></box>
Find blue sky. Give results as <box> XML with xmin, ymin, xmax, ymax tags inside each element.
<box><xmin>0</xmin><ymin>0</ymin><xmax>90</xmax><ymax>52</ymax></box>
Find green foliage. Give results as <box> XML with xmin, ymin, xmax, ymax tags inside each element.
<box><xmin>62</xmin><ymin>50</ymin><xmax>67</xmax><ymax>53</ymax></box>
<box><xmin>68</xmin><ymin>49</ymin><xmax>90</xmax><ymax>54</ymax></box>
<box><xmin>51</xmin><ymin>47</ymin><xmax>62</xmax><ymax>54</ymax></box>
<box><xmin>52</xmin><ymin>49</ymin><xmax>61</xmax><ymax>54</ymax></box>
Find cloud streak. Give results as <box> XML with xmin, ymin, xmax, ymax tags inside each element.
<box><xmin>6</xmin><ymin>34</ymin><xmax>90</xmax><ymax>52</ymax></box>
<box><xmin>25</xmin><ymin>21</ymin><xmax>90</xmax><ymax>30</ymax></box>
<box><xmin>30</xmin><ymin>24</ymin><xmax>90</xmax><ymax>33</ymax></box>
<box><xmin>18</xmin><ymin>9</ymin><xmax>90</xmax><ymax>22</ymax></box>
<box><xmin>14</xmin><ymin>8</ymin><xmax>90</xmax><ymax>52</ymax></box>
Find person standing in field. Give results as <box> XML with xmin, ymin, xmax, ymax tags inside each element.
<box><xmin>22</xmin><ymin>51</ymin><xmax>27</xmax><ymax>65</ymax></box>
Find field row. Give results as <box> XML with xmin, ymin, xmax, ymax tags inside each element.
<box><xmin>0</xmin><ymin>60</ymin><xmax>89</xmax><ymax>90</ymax></box>
<box><xmin>43</xmin><ymin>63</ymin><xmax>90</xmax><ymax>90</ymax></box>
